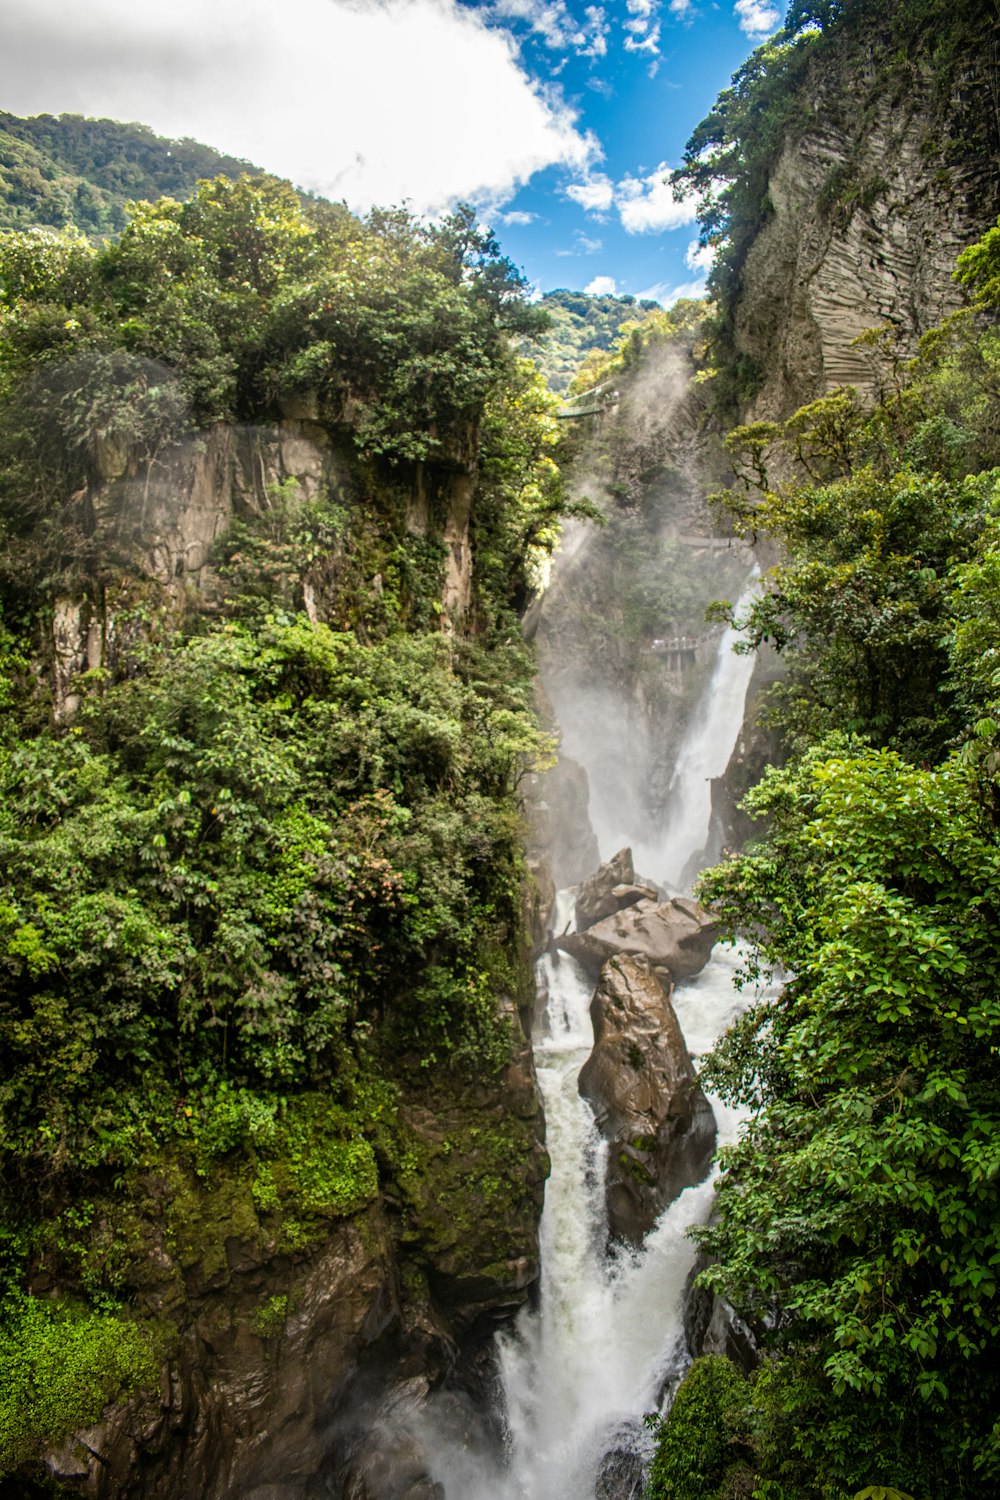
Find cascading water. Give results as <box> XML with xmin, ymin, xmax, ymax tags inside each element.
<box><xmin>425</xmin><ymin>571</ymin><xmax>761</xmax><ymax>1500</ymax></box>
<box><xmin>632</xmin><ymin>570</ymin><xmax>761</xmax><ymax>890</ymax></box>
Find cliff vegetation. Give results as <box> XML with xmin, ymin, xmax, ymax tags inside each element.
<box><xmin>647</xmin><ymin>187</ymin><xmax>1000</xmax><ymax>1500</ymax></box>
<box><xmin>0</xmin><ymin>174</ymin><xmax>564</xmax><ymax>1487</ymax></box>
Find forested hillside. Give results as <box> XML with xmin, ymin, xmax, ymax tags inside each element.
<box><xmin>0</xmin><ymin>113</ymin><xmax>264</xmax><ymax>236</ymax></box>
<box><xmin>527</xmin><ymin>288</ymin><xmax>659</xmax><ymax>392</ymax></box>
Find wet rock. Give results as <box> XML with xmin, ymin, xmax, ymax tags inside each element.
<box><xmin>523</xmin><ymin>754</ymin><xmax>601</xmax><ymax>891</ymax></box>
<box><xmin>574</xmin><ymin>848</ymin><xmax>658</xmax><ymax>933</ymax></box>
<box><xmin>558</xmin><ymin>896</ymin><xmax>719</xmax><ymax>984</ymax></box>
<box><xmin>684</xmin><ymin>1270</ymin><xmax>759</xmax><ymax>1375</ymax></box>
<box><xmin>579</xmin><ymin>954</ymin><xmax>716</xmax><ymax>1243</ymax></box>
<box><xmin>527</xmin><ymin>850</ymin><xmax>557</xmax><ymax>948</ymax></box>
<box><xmin>343</xmin><ymin>1425</ymin><xmax>444</xmax><ymax>1500</ymax></box>
<box><xmin>594</xmin><ymin>1423</ymin><xmax>649</xmax><ymax>1500</ymax></box>
<box><xmin>242</xmin><ymin>1487</ymin><xmax>308</xmax><ymax>1500</ymax></box>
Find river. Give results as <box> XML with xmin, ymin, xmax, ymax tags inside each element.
<box><xmin>422</xmin><ymin>574</ymin><xmax>761</xmax><ymax>1499</ymax></box>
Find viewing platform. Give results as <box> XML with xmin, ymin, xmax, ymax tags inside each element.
<box><xmin>650</xmin><ymin>635</ymin><xmax>698</xmax><ymax>666</ymax></box>
<box><xmin>556</xmin><ymin>382</ymin><xmax>620</xmax><ymax>419</ymax></box>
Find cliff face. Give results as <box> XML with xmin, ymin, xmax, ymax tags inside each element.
<box><xmin>41</xmin><ymin>1045</ymin><xmax>547</xmax><ymax>1500</ymax></box>
<box><xmin>48</xmin><ymin>414</ymin><xmax>478</xmax><ymax>721</ymax></box>
<box><xmin>735</xmin><ymin>4</ymin><xmax>1000</xmax><ymax>421</ymax></box>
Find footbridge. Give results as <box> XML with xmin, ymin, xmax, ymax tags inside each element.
<box><xmin>556</xmin><ymin>381</ymin><xmax>620</xmax><ymax>419</ymax></box>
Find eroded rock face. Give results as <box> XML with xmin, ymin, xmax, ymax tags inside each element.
<box><xmin>559</xmin><ymin>896</ymin><xmax>719</xmax><ymax>984</ymax></box>
<box><xmin>574</xmin><ymin>848</ymin><xmax>658</xmax><ymax>934</ymax></box>
<box><xmin>43</xmin><ymin>1206</ymin><xmax>400</xmax><ymax>1499</ymax></box>
<box><xmin>734</xmin><ymin>12</ymin><xmax>1000</xmax><ymax>430</ymax></box>
<box><xmin>684</xmin><ymin>1261</ymin><xmax>759</xmax><ymax>1377</ymax></box>
<box><xmin>524</xmin><ymin>755</ymin><xmax>601</xmax><ymax>894</ymax></box>
<box><xmin>578</xmin><ymin>954</ymin><xmax>716</xmax><ymax>1243</ymax></box>
<box><xmin>39</xmin><ymin>1017</ymin><xmax>547</xmax><ymax>1499</ymax></box>
<box><xmin>46</xmin><ymin>417</ymin><xmax>481</xmax><ymax>718</ymax></box>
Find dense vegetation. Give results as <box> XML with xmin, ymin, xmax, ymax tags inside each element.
<box><xmin>0</xmin><ymin>112</ymin><xmax>263</xmax><ymax>237</ymax></box>
<box><xmin>646</xmin><ymin>217</ymin><xmax>1000</xmax><ymax>1498</ymax></box>
<box><xmin>526</xmin><ymin>288</ymin><xmax>659</xmax><ymax>392</ymax></box>
<box><xmin>0</xmin><ymin>176</ymin><xmax>567</xmax><ymax>1476</ymax></box>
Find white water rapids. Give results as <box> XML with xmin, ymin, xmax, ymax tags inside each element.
<box><xmin>424</xmin><ymin>575</ymin><xmax>761</xmax><ymax>1500</ymax></box>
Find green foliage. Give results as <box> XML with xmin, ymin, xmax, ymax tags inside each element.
<box><xmin>0</xmin><ymin>616</ymin><xmax>543</xmax><ymax>1181</ymax></box>
<box><xmin>473</xmin><ymin>355</ymin><xmax>578</xmax><ymax>616</ymax></box>
<box><xmin>0</xmin><ymin>1295</ymin><xmax>158</xmax><ymax>1473</ymax></box>
<box><xmin>0</xmin><ymin>161</ymin><xmax>564</xmax><ymax>1485</ymax></box>
<box><xmin>955</xmin><ymin>214</ymin><xmax>1000</xmax><ymax>311</ymax></box>
<box><xmin>250</xmin><ymin>1294</ymin><xmax>289</xmax><ymax>1339</ymax></box>
<box><xmin>711</xmin><ymin>261</ymin><xmax>1000</xmax><ymax>754</ymax></box>
<box><xmin>687</xmin><ymin>216</ymin><xmax>1000</xmax><ymax>1499</ymax></box>
<box><xmin>526</xmin><ymin>289</ymin><xmax>659</xmax><ymax>392</ymax></box>
<box><xmin>696</xmin><ymin>745</ymin><xmax>1000</xmax><ymax>1494</ymax></box>
<box><xmin>0</xmin><ymin>110</ymin><xmax>263</xmax><ymax>236</ymax></box>
<box><xmin>646</xmin><ymin>1356</ymin><xmax>754</xmax><ymax>1500</ymax></box>
<box><xmin>567</xmin><ymin>298</ymin><xmax>709</xmax><ymax>399</ymax></box>
<box><xmin>0</xmin><ymin>179</ymin><xmax>535</xmax><ymax>489</ymax></box>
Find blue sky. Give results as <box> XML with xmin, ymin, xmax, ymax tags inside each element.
<box><xmin>0</xmin><ymin>0</ymin><xmax>781</xmax><ymax>305</ymax></box>
<box><xmin>462</xmin><ymin>0</ymin><xmax>778</xmax><ymax>303</ymax></box>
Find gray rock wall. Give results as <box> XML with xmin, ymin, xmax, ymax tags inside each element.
<box><xmin>736</xmin><ymin>12</ymin><xmax>1000</xmax><ymax>425</ymax></box>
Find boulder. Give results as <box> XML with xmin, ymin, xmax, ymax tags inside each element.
<box><xmin>574</xmin><ymin>848</ymin><xmax>659</xmax><ymax>933</ymax></box>
<box><xmin>579</xmin><ymin>954</ymin><xmax>716</xmax><ymax>1243</ymax></box>
<box><xmin>559</xmin><ymin>896</ymin><xmax>719</xmax><ymax>983</ymax></box>
<box><xmin>343</xmin><ymin>1423</ymin><xmax>444</xmax><ymax>1500</ymax></box>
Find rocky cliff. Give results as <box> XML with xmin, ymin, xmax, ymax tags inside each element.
<box><xmin>733</xmin><ymin>0</ymin><xmax>1000</xmax><ymax>421</ymax></box>
<box><xmin>37</xmin><ymin>1041</ymin><xmax>546</xmax><ymax>1500</ymax></box>
<box><xmin>46</xmin><ymin>412</ymin><xmax>479</xmax><ymax>721</ymax></box>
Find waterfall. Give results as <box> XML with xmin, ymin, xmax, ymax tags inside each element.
<box><xmin>631</xmin><ymin>569</ymin><xmax>760</xmax><ymax>891</ymax></box>
<box><xmin>423</xmin><ymin>573</ymin><xmax>761</xmax><ymax>1499</ymax></box>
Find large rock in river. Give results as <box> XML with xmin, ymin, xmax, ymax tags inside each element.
<box><xmin>579</xmin><ymin>954</ymin><xmax>716</xmax><ymax>1243</ymax></box>
<box><xmin>559</xmin><ymin>896</ymin><xmax>719</xmax><ymax>983</ymax></box>
<box><xmin>573</xmin><ymin>847</ymin><xmax>658</xmax><ymax>933</ymax></box>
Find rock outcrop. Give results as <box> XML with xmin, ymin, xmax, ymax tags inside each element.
<box><xmin>524</xmin><ymin>754</ymin><xmax>601</xmax><ymax>896</ymax></box>
<box><xmin>39</xmin><ymin>1024</ymin><xmax>547</xmax><ymax>1500</ymax></box>
<box><xmin>559</xmin><ymin>896</ymin><xmax>719</xmax><ymax>985</ymax></box>
<box><xmin>45</xmin><ymin>415</ymin><xmax>480</xmax><ymax>720</ymax></box>
<box><xmin>578</xmin><ymin>954</ymin><xmax>716</xmax><ymax>1243</ymax></box>
<box><xmin>734</xmin><ymin>5</ymin><xmax>1000</xmax><ymax>426</ymax></box>
<box><xmin>683</xmin><ymin>1272</ymin><xmax>759</xmax><ymax>1377</ymax></box>
<box><xmin>574</xmin><ymin>848</ymin><xmax>658</xmax><ymax>933</ymax></box>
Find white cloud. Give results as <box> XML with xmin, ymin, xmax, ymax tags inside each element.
<box><xmin>0</xmin><ymin>0</ymin><xmax>599</xmax><ymax>215</ymax></box>
<box><xmin>734</xmin><ymin>0</ymin><xmax>781</xmax><ymax>35</ymax></box>
<box><xmin>489</xmin><ymin>0</ymin><xmax>609</xmax><ymax>55</ymax></box>
<box><xmin>685</xmin><ymin>238</ymin><xmax>715</xmax><ymax>271</ymax></box>
<box><xmin>497</xmin><ymin>209</ymin><xmax>540</xmax><ymax>225</ymax></box>
<box><xmin>637</xmin><ymin>276</ymin><xmax>708</xmax><ymax>306</ymax></box>
<box><xmin>669</xmin><ymin>0</ymin><xmax>692</xmax><ymax>13</ymax></box>
<box><xmin>584</xmin><ymin>275</ymin><xmax>618</xmax><ymax>295</ymax></box>
<box><xmin>577</xmin><ymin>231</ymin><xmax>603</xmax><ymax>251</ymax></box>
<box><xmin>615</xmin><ymin>167</ymin><xmax>699</xmax><ymax>233</ymax></box>
<box><xmin>565</xmin><ymin>173</ymin><xmax>616</xmax><ymax>212</ymax></box>
<box><xmin>623</xmin><ymin>0</ymin><xmax>661</xmax><ymax>52</ymax></box>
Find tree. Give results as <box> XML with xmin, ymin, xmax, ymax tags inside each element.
<box><xmin>695</xmin><ymin>743</ymin><xmax>1000</xmax><ymax>1497</ymax></box>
